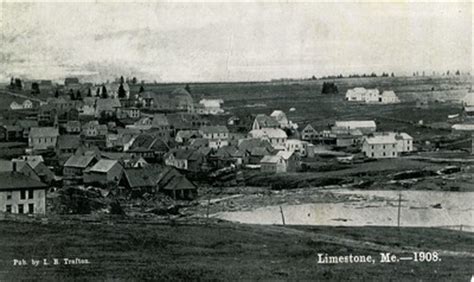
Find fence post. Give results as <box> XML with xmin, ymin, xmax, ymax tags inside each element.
<box><xmin>280</xmin><ymin>206</ymin><xmax>286</xmax><ymax>225</ymax></box>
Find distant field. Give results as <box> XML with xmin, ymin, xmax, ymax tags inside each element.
<box><xmin>131</xmin><ymin>76</ymin><xmax>471</xmax><ymax>140</ymax></box>
<box><xmin>0</xmin><ymin>220</ymin><xmax>472</xmax><ymax>280</ymax></box>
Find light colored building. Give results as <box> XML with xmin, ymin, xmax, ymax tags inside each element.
<box><xmin>28</xmin><ymin>127</ymin><xmax>59</xmax><ymax>150</ymax></box>
<box><xmin>362</xmin><ymin>135</ymin><xmax>398</xmax><ymax>159</ymax></box>
<box><xmin>362</xmin><ymin>132</ymin><xmax>413</xmax><ymax>158</ymax></box>
<box><xmin>0</xmin><ymin>172</ymin><xmax>47</xmax><ymax>215</ymax></box>
<box><xmin>285</xmin><ymin>139</ymin><xmax>310</xmax><ymax>157</ymax></box>
<box><xmin>199</xmin><ymin>125</ymin><xmax>229</xmax><ymax>149</ymax></box>
<box><xmin>260</xmin><ymin>155</ymin><xmax>285</xmax><ymax>173</ymax></box>
<box><xmin>379</xmin><ymin>91</ymin><xmax>400</xmax><ymax>104</ymax></box>
<box><xmin>270</xmin><ymin>110</ymin><xmax>289</xmax><ymax>128</ymax></box>
<box><xmin>248</xmin><ymin>128</ymin><xmax>287</xmax><ymax>150</ymax></box>
<box><xmin>301</xmin><ymin>124</ymin><xmax>318</xmax><ymax>142</ymax></box>
<box><xmin>345</xmin><ymin>88</ymin><xmax>399</xmax><ymax>104</ymax></box>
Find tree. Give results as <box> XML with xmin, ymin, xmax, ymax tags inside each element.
<box><xmin>76</xmin><ymin>90</ymin><xmax>82</xmax><ymax>100</ymax></box>
<box><xmin>120</xmin><ymin>76</ymin><xmax>124</xmax><ymax>84</ymax></box>
<box><xmin>321</xmin><ymin>82</ymin><xmax>338</xmax><ymax>94</ymax></box>
<box><xmin>96</xmin><ymin>87</ymin><xmax>100</xmax><ymax>97</ymax></box>
<box><xmin>87</xmin><ymin>88</ymin><xmax>92</xmax><ymax>97</ymax></box>
<box><xmin>31</xmin><ymin>82</ymin><xmax>40</xmax><ymax>95</ymax></box>
<box><xmin>391</xmin><ymin>72</ymin><xmax>395</xmax><ymax>77</ymax></box>
<box><xmin>185</xmin><ymin>84</ymin><xmax>191</xmax><ymax>93</ymax></box>
<box><xmin>455</xmin><ymin>70</ymin><xmax>460</xmax><ymax>76</ymax></box>
<box><xmin>101</xmin><ymin>85</ymin><xmax>108</xmax><ymax>99</ymax></box>
<box><xmin>446</xmin><ymin>70</ymin><xmax>450</xmax><ymax>76</ymax></box>
<box><xmin>118</xmin><ymin>83</ymin><xmax>126</xmax><ymax>99</ymax></box>
<box><xmin>139</xmin><ymin>85</ymin><xmax>145</xmax><ymax>93</ymax></box>
<box><xmin>132</xmin><ymin>77</ymin><xmax>137</xmax><ymax>84</ymax></box>
<box><xmin>14</xmin><ymin>78</ymin><xmax>23</xmax><ymax>90</ymax></box>
<box><xmin>55</xmin><ymin>89</ymin><xmax>59</xmax><ymax>98</ymax></box>
<box><xmin>69</xmin><ymin>89</ymin><xmax>75</xmax><ymax>100</ymax></box>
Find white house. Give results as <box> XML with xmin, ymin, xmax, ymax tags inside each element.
<box><xmin>362</xmin><ymin>132</ymin><xmax>413</xmax><ymax>159</ymax></box>
<box><xmin>28</xmin><ymin>127</ymin><xmax>59</xmax><ymax>151</ymax></box>
<box><xmin>379</xmin><ymin>91</ymin><xmax>400</xmax><ymax>104</ymax></box>
<box><xmin>285</xmin><ymin>139</ymin><xmax>310</xmax><ymax>157</ymax></box>
<box><xmin>10</xmin><ymin>100</ymin><xmax>33</xmax><ymax>110</ymax></box>
<box><xmin>199</xmin><ymin>125</ymin><xmax>229</xmax><ymax>149</ymax></box>
<box><xmin>248</xmin><ymin>128</ymin><xmax>287</xmax><ymax>150</ymax></box>
<box><xmin>0</xmin><ymin>172</ymin><xmax>47</xmax><ymax>215</ymax></box>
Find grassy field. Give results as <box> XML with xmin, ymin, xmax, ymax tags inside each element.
<box><xmin>0</xmin><ymin>219</ymin><xmax>472</xmax><ymax>281</ymax></box>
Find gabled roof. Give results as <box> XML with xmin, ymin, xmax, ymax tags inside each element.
<box><xmin>214</xmin><ymin>145</ymin><xmax>245</xmax><ymax>158</ymax></box>
<box><xmin>276</xmin><ymin>150</ymin><xmax>295</xmax><ymax>160</ymax></box>
<box><xmin>238</xmin><ymin>138</ymin><xmax>273</xmax><ymax>152</ymax></box>
<box><xmin>260</xmin><ymin>155</ymin><xmax>281</xmax><ymax>164</ymax></box>
<box><xmin>129</xmin><ymin>134</ymin><xmax>169</xmax><ymax>152</ymax></box>
<box><xmin>0</xmin><ymin>172</ymin><xmax>46</xmax><ymax>190</ymax></box>
<box><xmin>64</xmin><ymin>155</ymin><xmax>96</xmax><ymax>168</ymax></box>
<box><xmin>335</xmin><ymin>120</ymin><xmax>376</xmax><ymax>129</ymax></box>
<box><xmin>249</xmin><ymin>128</ymin><xmax>287</xmax><ymax>139</ymax></box>
<box><xmin>96</xmin><ymin>98</ymin><xmax>121</xmax><ymax>111</ymax></box>
<box><xmin>29</xmin><ymin>127</ymin><xmax>59</xmax><ymax>138</ymax></box>
<box><xmin>88</xmin><ymin>159</ymin><xmax>119</xmax><ymax>173</ymax></box>
<box><xmin>254</xmin><ymin>114</ymin><xmax>280</xmax><ymax>128</ymax></box>
<box><xmin>157</xmin><ymin>167</ymin><xmax>196</xmax><ymax>191</ymax></box>
<box><xmin>122</xmin><ymin>166</ymin><xmax>163</xmax><ymax>188</ymax></box>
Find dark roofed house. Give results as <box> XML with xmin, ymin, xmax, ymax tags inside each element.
<box><xmin>120</xmin><ymin>165</ymin><xmax>163</xmax><ymax>197</ymax></box>
<box><xmin>164</xmin><ymin>148</ymin><xmax>207</xmax><ymax>172</ymax></box>
<box><xmin>157</xmin><ymin>167</ymin><xmax>197</xmax><ymax>200</ymax></box>
<box><xmin>63</xmin><ymin>154</ymin><xmax>98</xmax><ymax>181</ymax></box>
<box><xmin>57</xmin><ymin>135</ymin><xmax>81</xmax><ymax>157</ymax></box>
<box><xmin>212</xmin><ymin>145</ymin><xmax>248</xmax><ymax>167</ymax></box>
<box><xmin>0</xmin><ymin>172</ymin><xmax>47</xmax><ymax>214</ymax></box>
<box><xmin>129</xmin><ymin>134</ymin><xmax>170</xmax><ymax>160</ymax></box>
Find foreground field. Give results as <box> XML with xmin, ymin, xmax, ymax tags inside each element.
<box><xmin>0</xmin><ymin>219</ymin><xmax>472</xmax><ymax>280</ymax></box>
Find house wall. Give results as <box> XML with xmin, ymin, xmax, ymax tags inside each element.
<box><xmin>29</xmin><ymin>136</ymin><xmax>58</xmax><ymax>150</ymax></box>
<box><xmin>362</xmin><ymin>142</ymin><xmax>398</xmax><ymax>159</ymax></box>
<box><xmin>0</xmin><ymin>189</ymin><xmax>46</xmax><ymax>214</ymax></box>
<box><xmin>396</xmin><ymin>139</ymin><xmax>413</xmax><ymax>153</ymax></box>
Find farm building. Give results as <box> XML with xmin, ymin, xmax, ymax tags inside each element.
<box><xmin>379</xmin><ymin>91</ymin><xmax>400</xmax><ymax>104</ymax></box>
<box><xmin>334</xmin><ymin>120</ymin><xmax>376</xmax><ymax>134</ymax></box>
<box><xmin>345</xmin><ymin>88</ymin><xmax>399</xmax><ymax>104</ymax></box>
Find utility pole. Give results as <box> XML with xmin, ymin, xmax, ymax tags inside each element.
<box><xmin>397</xmin><ymin>193</ymin><xmax>402</xmax><ymax>229</ymax></box>
<box><xmin>280</xmin><ymin>206</ymin><xmax>286</xmax><ymax>225</ymax></box>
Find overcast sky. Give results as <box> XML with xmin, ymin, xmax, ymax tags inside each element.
<box><xmin>0</xmin><ymin>2</ymin><xmax>472</xmax><ymax>83</ymax></box>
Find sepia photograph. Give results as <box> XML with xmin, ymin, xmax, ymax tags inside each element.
<box><xmin>0</xmin><ymin>1</ymin><xmax>473</xmax><ymax>280</ymax></box>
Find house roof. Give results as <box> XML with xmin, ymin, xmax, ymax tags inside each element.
<box><xmin>96</xmin><ymin>98</ymin><xmax>121</xmax><ymax>112</ymax></box>
<box><xmin>29</xmin><ymin>127</ymin><xmax>59</xmax><ymax>138</ymax></box>
<box><xmin>169</xmin><ymin>148</ymin><xmax>204</xmax><ymax>161</ymax></box>
<box><xmin>249</xmin><ymin>128</ymin><xmax>287</xmax><ymax>139</ymax></box>
<box><xmin>0</xmin><ymin>172</ymin><xmax>46</xmax><ymax>190</ymax></box>
<box><xmin>364</xmin><ymin>135</ymin><xmax>397</xmax><ymax>145</ymax></box>
<box><xmin>276</xmin><ymin>150</ymin><xmax>295</xmax><ymax>160</ymax></box>
<box><xmin>64</xmin><ymin>155</ymin><xmax>96</xmax><ymax>168</ymax></box>
<box><xmin>157</xmin><ymin>167</ymin><xmax>196</xmax><ymax>191</ymax></box>
<box><xmin>89</xmin><ymin>159</ymin><xmax>120</xmax><ymax>173</ymax></box>
<box><xmin>130</xmin><ymin>134</ymin><xmax>169</xmax><ymax>152</ymax></box>
<box><xmin>214</xmin><ymin>145</ymin><xmax>245</xmax><ymax>158</ymax></box>
<box><xmin>463</xmin><ymin>92</ymin><xmax>474</xmax><ymax>106</ymax></box>
<box><xmin>238</xmin><ymin>138</ymin><xmax>273</xmax><ymax>152</ymax></box>
<box><xmin>260</xmin><ymin>155</ymin><xmax>281</xmax><ymax>164</ymax></box>
<box><xmin>122</xmin><ymin>166</ymin><xmax>162</xmax><ymax>188</ymax></box>
<box><xmin>335</xmin><ymin>120</ymin><xmax>376</xmax><ymax>129</ymax></box>
<box><xmin>254</xmin><ymin>114</ymin><xmax>280</xmax><ymax>128</ymax></box>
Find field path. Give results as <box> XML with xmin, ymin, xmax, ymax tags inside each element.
<box><xmin>0</xmin><ymin>89</ymin><xmax>46</xmax><ymax>103</ymax></box>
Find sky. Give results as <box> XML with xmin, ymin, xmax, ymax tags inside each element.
<box><xmin>0</xmin><ymin>2</ymin><xmax>472</xmax><ymax>83</ymax></box>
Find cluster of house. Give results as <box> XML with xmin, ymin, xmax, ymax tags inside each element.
<box><xmin>300</xmin><ymin>120</ymin><xmax>413</xmax><ymax>158</ymax></box>
<box><xmin>345</xmin><ymin>87</ymin><xmax>400</xmax><ymax>104</ymax></box>
<box><xmin>0</xmin><ymin>77</ymin><xmax>419</xmax><ymax>217</ymax></box>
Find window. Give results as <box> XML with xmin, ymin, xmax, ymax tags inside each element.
<box><xmin>407</xmin><ymin>146</ymin><xmax>410</xmax><ymax>151</ymax></box>
<box><xmin>371</xmin><ymin>145</ymin><xmax>374</xmax><ymax>150</ymax></box>
<box><xmin>28</xmin><ymin>204</ymin><xmax>34</xmax><ymax>214</ymax></box>
<box><xmin>6</xmin><ymin>191</ymin><xmax>12</xmax><ymax>200</ymax></box>
<box><xmin>371</xmin><ymin>153</ymin><xmax>374</xmax><ymax>157</ymax></box>
<box><xmin>383</xmin><ymin>152</ymin><xmax>386</xmax><ymax>156</ymax></box>
<box><xmin>28</xmin><ymin>189</ymin><xmax>33</xmax><ymax>199</ymax></box>
<box><xmin>20</xmin><ymin>190</ymin><xmax>26</xmax><ymax>200</ymax></box>
<box><xmin>383</xmin><ymin>145</ymin><xmax>386</xmax><ymax>149</ymax></box>
<box><xmin>18</xmin><ymin>204</ymin><xmax>24</xmax><ymax>214</ymax></box>
<box><xmin>392</xmin><ymin>144</ymin><xmax>395</xmax><ymax>148</ymax></box>
<box><xmin>6</xmin><ymin>205</ymin><xmax>11</xmax><ymax>213</ymax></box>
<box><xmin>392</xmin><ymin>152</ymin><xmax>396</xmax><ymax>156</ymax></box>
